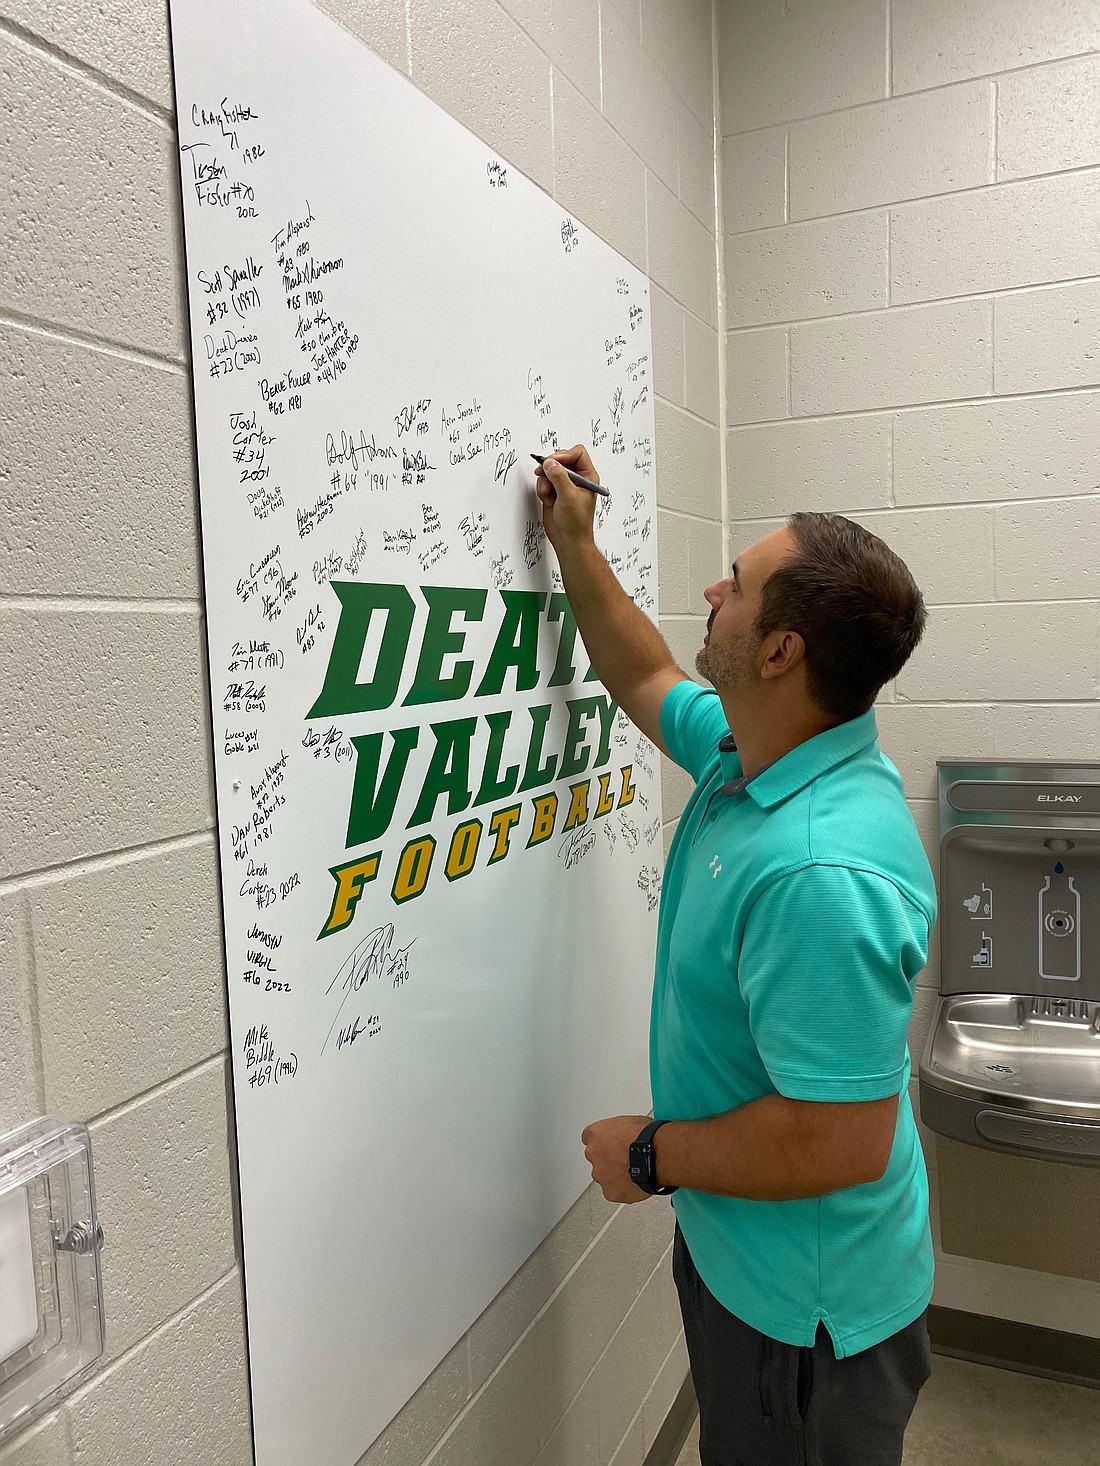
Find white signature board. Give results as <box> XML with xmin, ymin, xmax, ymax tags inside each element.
<box><xmin>168</xmin><ymin>2</ymin><xmax>662</xmax><ymax>1461</ymax></box>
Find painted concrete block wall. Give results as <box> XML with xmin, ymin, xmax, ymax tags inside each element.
<box><xmin>0</xmin><ymin>1</ymin><xmax>722</xmax><ymax>1462</ymax></box>
<box><xmin>719</xmin><ymin>0</ymin><xmax>1100</xmax><ymax>1340</ymax></box>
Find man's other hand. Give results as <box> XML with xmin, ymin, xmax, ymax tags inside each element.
<box><xmin>581</xmin><ymin>1114</ymin><xmax>654</xmax><ymax>1204</ymax></box>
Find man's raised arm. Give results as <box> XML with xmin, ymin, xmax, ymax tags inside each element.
<box><xmin>536</xmin><ymin>446</ymin><xmax>686</xmax><ymax>756</ymax></box>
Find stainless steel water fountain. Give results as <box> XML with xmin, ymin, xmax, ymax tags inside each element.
<box><xmin>919</xmin><ymin>761</ymin><xmax>1100</xmax><ymax>1166</ymax></box>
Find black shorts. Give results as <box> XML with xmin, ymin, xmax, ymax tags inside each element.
<box><xmin>673</xmin><ymin>1224</ymin><xmax>932</xmax><ymax>1466</ymax></box>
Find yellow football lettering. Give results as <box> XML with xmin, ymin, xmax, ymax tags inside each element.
<box><xmin>594</xmin><ymin>771</ymin><xmax>615</xmax><ymax>818</ymax></box>
<box><xmin>319</xmin><ymin>853</ymin><xmax>381</xmax><ymax>938</ymax></box>
<box><xmin>488</xmin><ymin>804</ymin><xmax>522</xmax><ymax>864</ymax></box>
<box><xmin>527</xmin><ymin>791</ymin><xmax>559</xmax><ymax>847</ymax></box>
<box><xmin>562</xmin><ymin>780</ymin><xmax>591</xmax><ymax>831</ymax></box>
<box><xmin>445</xmin><ymin>819</ymin><xmax>483</xmax><ymax>881</ymax></box>
<box><xmin>392</xmin><ymin>835</ymin><xmax>436</xmax><ymax>903</ymax></box>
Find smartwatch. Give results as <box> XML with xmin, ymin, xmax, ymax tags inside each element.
<box><xmin>628</xmin><ymin>1119</ymin><xmax>678</xmax><ymax>1196</ymax></box>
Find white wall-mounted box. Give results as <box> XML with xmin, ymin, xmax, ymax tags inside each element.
<box><xmin>0</xmin><ymin>1119</ymin><xmax>105</xmax><ymax>1444</ymax></box>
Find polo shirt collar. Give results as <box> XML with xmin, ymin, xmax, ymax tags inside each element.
<box><xmin>715</xmin><ymin>708</ymin><xmax>880</xmax><ymax>809</ymax></box>
<box><xmin>716</xmin><ymin>732</ymin><xmax>742</xmax><ymax>786</ymax></box>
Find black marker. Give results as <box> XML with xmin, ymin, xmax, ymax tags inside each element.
<box><xmin>531</xmin><ymin>453</ymin><xmax>610</xmax><ymax>498</ymax></box>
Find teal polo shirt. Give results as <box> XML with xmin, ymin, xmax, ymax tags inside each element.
<box><xmin>654</xmin><ymin>679</ymin><xmax>937</xmax><ymax>1358</ymax></box>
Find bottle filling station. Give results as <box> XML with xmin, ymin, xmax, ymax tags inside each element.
<box><xmin>920</xmin><ymin>760</ymin><xmax>1100</xmax><ymax>1166</ymax></box>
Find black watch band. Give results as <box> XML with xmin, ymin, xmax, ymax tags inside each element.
<box><xmin>628</xmin><ymin>1119</ymin><xmax>678</xmax><ymax>1196</ymax></box>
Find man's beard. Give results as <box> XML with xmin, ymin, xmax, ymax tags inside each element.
<box><xmin>695</xmin><ymin>620</ymin><xmax>759</xmax><ymax>691</ymax></box>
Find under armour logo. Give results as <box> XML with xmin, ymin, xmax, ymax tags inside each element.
<box><xmin>710</xmin><ymin>856</ymin><xmax>722</xmax><ymax>879</ymax></box>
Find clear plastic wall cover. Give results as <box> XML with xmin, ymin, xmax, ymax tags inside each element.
<box><xmin>0</xmin><ymin>1119</ymin><xmax>105</xmax><ymax>1443</ymax></box>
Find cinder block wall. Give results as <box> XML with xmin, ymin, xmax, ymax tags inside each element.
<box><xmin>719</xmin><ymin>0</ymin><xmax>1100</xmax><ymax>1338</ymax></box>
<box><xmin>0</xmin><ymin>2</ymin><xmax>723</xmax><ymax>1463</ymax></box>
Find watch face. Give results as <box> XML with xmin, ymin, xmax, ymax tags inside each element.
<box><xmin>630</xmin><ymin>1142</ymin><xmax>653</xmax><ymax>1189</ymax></box>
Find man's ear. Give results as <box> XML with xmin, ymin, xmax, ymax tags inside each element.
<box><xmin>760</xmin><ymin>629</ymin><xmax>805</xmax><ymax>679</ymax></box>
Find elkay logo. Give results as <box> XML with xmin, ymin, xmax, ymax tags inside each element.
<box><xmin>1037</xmin><ymin>794</ymin><xmax>1083</xmax><ymax>803</ymax></box>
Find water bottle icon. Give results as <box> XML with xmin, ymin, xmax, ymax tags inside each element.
<box><xmin>1039</xmin><ymin>867</ymin><xmax>1081</xmax><ymax>982</ymax></box>
<box><xmin>970</xmin><ymin>932</ymin><xmax>993</xmax><ymax>969</ymax></box>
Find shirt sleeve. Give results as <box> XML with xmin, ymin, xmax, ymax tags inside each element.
<box><xmin>737</xmin><ymin>864</ymin><xmax>931</xmax><ymax>1102</ymax></box>
<box><xmin>659</xmin><ymin>680</ymin><xmax>730</xmax><ymax>783</ymax></box>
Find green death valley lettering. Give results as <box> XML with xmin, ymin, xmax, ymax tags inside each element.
<box><xmin>307</xmin><ymin>582</ymin><xmax>633</xmax><ymax>936</ymax></box>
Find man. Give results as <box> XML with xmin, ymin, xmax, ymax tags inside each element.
<box><xmin>534</xmin><ymin>446</ymin><xmax>936</xmax><ymax>1466</ymax></box>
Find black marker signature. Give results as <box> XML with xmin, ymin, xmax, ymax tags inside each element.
<box><xmin>558</xmin><ymin>826</ymin><xmax>597</xmax><ymax>870</ymax></box>
<box><xmin>322</xmin><ymin>925</ymin><xmax>415</xmax><ymax>1054</ymax></box>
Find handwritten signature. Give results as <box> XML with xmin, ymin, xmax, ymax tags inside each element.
<box><xmin>619</xmin><ymin>814</ymin><xmax>640</xmax><ymax>854</ymax></box>
<box><xmin>322</xmin><ymin>924</ymin><xmax>415</xmax><ymax>1054</ymax></box>
<box><xmin>559</xmin><ymin>826</ymin><xmax>597</xmax><ymax>870</ymax></box>
<box><xmin>637</xmin><ymin>865</ymin><xmax>662</xmax><ymax>912</ymax></box>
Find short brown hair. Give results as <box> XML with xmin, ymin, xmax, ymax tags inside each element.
<box><xmin>753</xmin><ymin>513</ymin><xmax>927</xmax><ymax>721</ymax></box>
